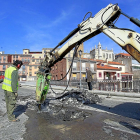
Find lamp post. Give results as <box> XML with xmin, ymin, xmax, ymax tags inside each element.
<box><xmin>78</xmin><ymin>50</ymin><xmax>82</xmax><ymax>89</ymax></box>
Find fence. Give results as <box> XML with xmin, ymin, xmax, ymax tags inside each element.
<box><xmin>50</xmin><ymin>78</ymin><xmax>140</xmax><ymax>93</ymax></box>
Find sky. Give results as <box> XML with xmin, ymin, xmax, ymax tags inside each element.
<box><xmin>0</xmin><ymin>0</ymin><xmax>140</xmax><ymax>55</ymax></box>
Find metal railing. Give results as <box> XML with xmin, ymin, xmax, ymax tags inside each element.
<box><xmin>50</xmin><ymin>78</ymin><xmax>140</xmax><ymax>93</ymax></box>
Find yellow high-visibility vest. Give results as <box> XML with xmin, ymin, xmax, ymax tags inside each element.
<box><xmin>2</xmin><ymin>66</ymin><xmax>18</xmax><ymax>92</ymax></box>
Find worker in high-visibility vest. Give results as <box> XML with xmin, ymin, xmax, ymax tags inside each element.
<box><xmin>2</xmin><ymin>60</ymin><xmax>23</xmax><ymax>122</ymax></box>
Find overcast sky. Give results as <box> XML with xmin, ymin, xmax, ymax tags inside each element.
<box><xmin>0</xmin><ymin>0</ymin><xmax>140</xmax><ymax>55</ymax></box>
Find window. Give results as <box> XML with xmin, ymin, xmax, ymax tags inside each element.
<box><xmin>106</xmin><ymin>53</ymin><xmax>108</xmax><ymax>59</ymax></box>
<box><xmin>3</xmin><ymin>56</ymin><xmax>6</xmax><ymax>60</ymax></box>
<box><xmin>82</xmin><ymin>73</ymin><xmax>86</xmax><ymax>80</ymax></box>
<box><xmin>22</xmin><ymin>65</ymin><xmax>25</xmax><ymax>69</ymax></box>
<box><xmin>16</xmin><ymin>55</ymin><xmax>18</xmax><ymax>58</ymax></box>
<box><xmin>112</xmin><ymin>54</ymin><xmax>114</xmax><ymax>60</ymax></box>
<box><xmin>99</xmin><ymin>72</ymin><xmax>102</xmax><ymax>78</ymax></box>
<box><xmin>3</xmin><ymin>65</ymin><xmax>6</xmax><ymax>70</ymax></box>
<box><xmin>109</xmin><ymin>54</ymin><xmax>111</xmax><ymax>58</ymax></box>
<box><xmin>22</xmin><ymin>71</ymin><xmax>25</xmax><ymax>74</ymax></box>
<box><xmin>13</xmin><ymin>55</ymin><xmax>15</xmax><ymax>58</ymax></box>
<box><xmin>25</xmin><ymin>58</ymin><xmax>26</xmax><ymax>62</ymax></box>
<box><xmin>90</xmin><ymin>64</ymin><xmax>94</xmax><ymax>71</ymax></box>
<box><xmin>82</xmin><ymin>63</ymin><xmax>86</xmax><ymax>71</ymax></box>
<box><xmin>73</xmin><ymin>62</ymin><xmax>77</xmax><ymax>71</ymax></box>
<box><xmin>103</xmin><ymin>53</ymin><xmax>105</xmax><ymax>58</ymax></box>
<box><xmin>34</xmin><ymin>66</ymin><xmax>38</xmax><ymax>69</ymax></box>
<box><xmin>22</xmin><ymin>59</ymin><xmax>24</xmax><ymax>62</ymax></box>
<box><xmin>34</xmin><ymin>72</ymin><xmax>37</xmax><ymax>74</ymax></box>
<box><xmin>32</xmin><ymin>59</ymin><xmax>35</xmax><ymax>62</ymax></box>
<box><xmin>117</xmin><ymin>73</ymin><xmax>120</xmax><ymax>77</ymax></box>
<box><xmin>28</xmin><ymin>59</ymin><xmax>30</xmax><ymax>62</ymax></box>
<box><xmin>72</xmin><ymin>73</ymin><xmax>77</xmax><ymax>80</ymax></box>
<box><xmin>29</xmin><ymin>72</ymin><xmax>32</xmax><ymax>76</ymax></box>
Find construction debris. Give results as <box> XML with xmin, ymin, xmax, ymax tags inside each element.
<box><xmin>38</xmin><ymin>89</ymin><xmax>101</xmax><ymax>121</ymax></box>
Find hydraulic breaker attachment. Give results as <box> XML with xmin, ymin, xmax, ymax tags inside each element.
<box><xmin>36</xmin><ymin>73</ymin><xmax>51</xmax><ymax>104</ymax></box>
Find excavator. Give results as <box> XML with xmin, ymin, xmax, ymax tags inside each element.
<box><xmin>35</xmin><ymin>3</ymin><xmax>140</xmax><ymax>105</ymax></box>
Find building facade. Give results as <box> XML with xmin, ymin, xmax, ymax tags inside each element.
<box><xmin>115</xmin><ymin>53</ymin><xmax>132</xmax><ymax>73</ymax></box>
<box><xmin>90</xmin><ymin>42</ymin><xmax>115</xmax><ymax>61</ymax></box>
<box><xmin>96</xmin><ymin>60</ymin><xmax>133</xmax><ymax>91</ymax></box>
<box><xmin>0</xmin><ymin>53</ymin><xmax>31</xmax><ymax>81</ymax></box>
<box><xmin>50</xmin><ymin>56</ymin><xmax>96</xmax><ymax>87</ymax></box>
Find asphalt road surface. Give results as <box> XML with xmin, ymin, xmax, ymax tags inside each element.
<box><xmin>1</xmin><ymin>84</ymin><xmax>140</xmax><ymax>140</ymax></box>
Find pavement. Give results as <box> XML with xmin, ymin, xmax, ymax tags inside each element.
<box><xmin>1</xmin><ymin>82</ymin><xmax>140</xmax><ymax>139</ymax></box>
<box><xmin>19</xmin><ymin>81</ymin><xmax>140</xmax><ymax>98</ymax></box>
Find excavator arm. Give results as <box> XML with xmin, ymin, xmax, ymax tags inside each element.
<box><xmin>36</xmin><ymin>3</ymin><xmax>140</xmax><ymax>104</ymax></box>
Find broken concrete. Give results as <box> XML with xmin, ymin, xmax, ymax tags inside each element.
<box><xmin>37</xmin><ymin>89</ymin><xmax>101</xmax><ymax>121</ymax></box>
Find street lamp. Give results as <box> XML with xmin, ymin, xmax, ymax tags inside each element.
<box><xmin>78</xmin><ymin>50</ymin><xmax>82</xmax><ymax>89</ymax></box>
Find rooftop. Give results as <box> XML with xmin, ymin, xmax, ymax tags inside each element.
<box><xmin>121</xmin><ymin>72</ymin><xmax>133</xmax><ymax>75</ymax></box>
<box><xmin>108</xmin><ymin>61</ymin><xmax>124</xmax><ymax>65</ymax></box>
<box><xmin>97</xmin><ymin>65</ymin><xmax>120</xmax><ymax>70</ymax></box>
<box><xmin>116</xmin><ymin>53</ymin><xmax>131</xmax><ymax>56</ymax></box>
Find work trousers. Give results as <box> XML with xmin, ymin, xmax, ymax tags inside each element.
<box><xmin>4</xmin><ymin>90</ymin><xmax>17</xmax><ymax>120</ymax></box>
<box><xmin>87</xmin><ymin>82</ymin><xmax>92</xmax><ymax>90</ymax></box>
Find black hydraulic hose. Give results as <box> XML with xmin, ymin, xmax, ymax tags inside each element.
<box><xmin>49</xmin><ymin>43</ymin><xmax>80</xmax><ymax>96</ymax></box>
<box><xmin>101</xmin><ymin>3</ymin><xmax>118</xmax><ymax>26</ymax></box>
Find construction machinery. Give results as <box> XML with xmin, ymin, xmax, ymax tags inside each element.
<box><xmin>36</xmin><ymin>3</ymin><xmax>140</xmax><ymax>104</ymax></box>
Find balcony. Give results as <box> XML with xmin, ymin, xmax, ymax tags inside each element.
<box><xmin>122</xmin><ymin>78</ymin><xmax>132</xmax><ymax>81</ymax></box>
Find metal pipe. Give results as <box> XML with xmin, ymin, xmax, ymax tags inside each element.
<box><xmin>120</xmin><ymin>11</ymin><xmax>131</xmax><ymax>19</ymax></box>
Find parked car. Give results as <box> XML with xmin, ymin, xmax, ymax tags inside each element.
<box><xmin>0</xmin><ymin>71</ymin><xmax>5</xmax><ymax>83</ymax></box>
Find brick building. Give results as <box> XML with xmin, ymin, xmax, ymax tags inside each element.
<box><xmin>50</xmin><ymin>56</ymin><xmax>96</xmax><ymax>87</ymax></box>
<box><xmin>0</xmin><ymin>53</ymin><xmax>31</xmax><ymax>81</ymax></box>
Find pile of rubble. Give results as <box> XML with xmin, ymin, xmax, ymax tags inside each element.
<box><xmin>39</xmin><ymin>89</ymin><xmax>102</xmax><ymax>121</ymax></box>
